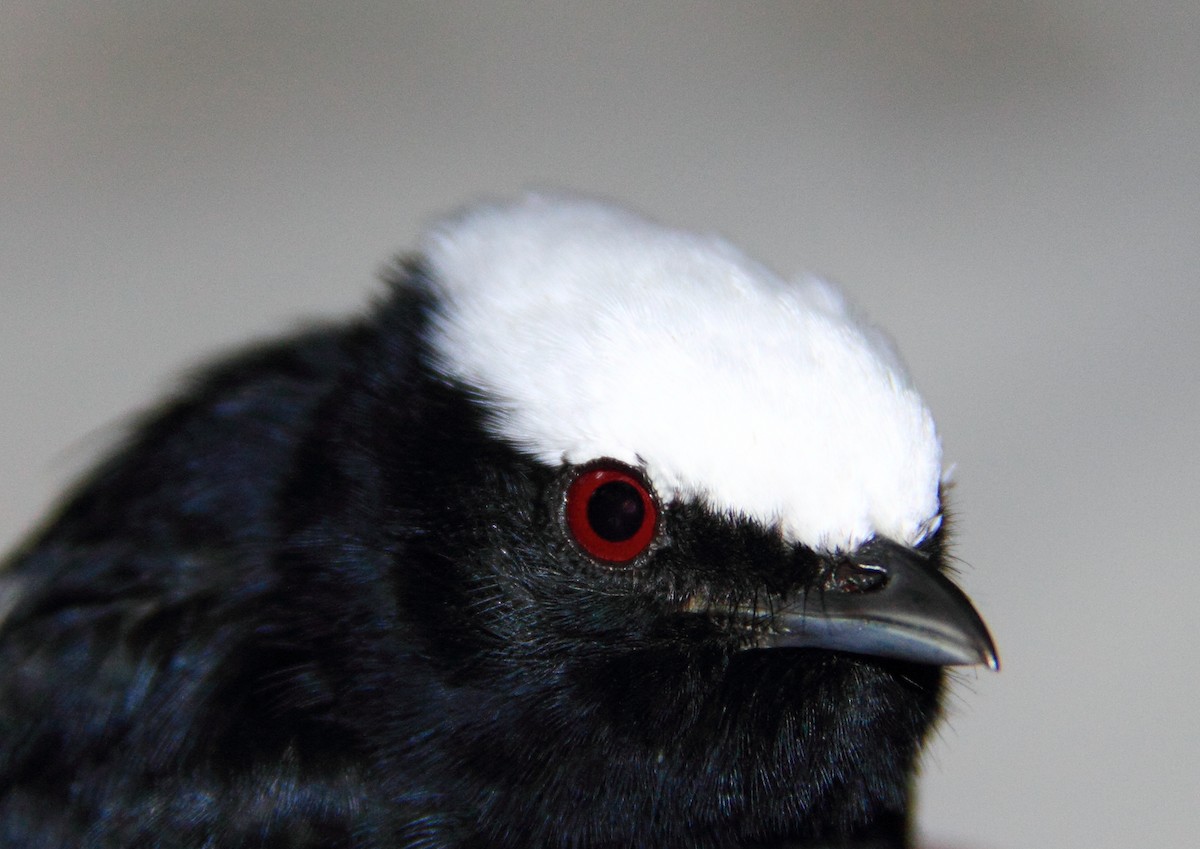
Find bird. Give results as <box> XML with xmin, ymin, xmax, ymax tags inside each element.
<box><xmin>0</xmin><ymin>195</ymin><xmax>996</xmax><ymax>849</ymax></box>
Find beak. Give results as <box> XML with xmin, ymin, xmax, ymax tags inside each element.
<box><xmin>749</xmin><ymin>538</ymin><xmax>999</xmax><ymax>669</ymax></box>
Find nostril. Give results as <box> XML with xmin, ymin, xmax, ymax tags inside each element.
<box><xmin>822</xmin><ymin>560</ymin><xmax>888</xmax><ymax>594</ymax></box>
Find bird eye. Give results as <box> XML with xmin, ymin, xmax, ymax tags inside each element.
<box><xmin>565</xmin><ymin>463</ymin><xmax>658</xmax><ymax>564</ymax></box>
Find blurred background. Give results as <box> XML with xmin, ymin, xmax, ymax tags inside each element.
<box><xmin>2</xmin><ymin>2</ymin><xmax>1197</xmax><ymax>847</ymax></box>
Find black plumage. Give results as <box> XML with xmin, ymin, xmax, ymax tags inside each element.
<box><xmin>0</xmin><ymin>201</ymin><xmax>993</xmax><ymax>848</ymax></box>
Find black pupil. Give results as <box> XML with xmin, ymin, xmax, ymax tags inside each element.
<box><xmin>587</xmin><ymin>481</ymin><xmax>645</xmax><ymax>542</ymax></box>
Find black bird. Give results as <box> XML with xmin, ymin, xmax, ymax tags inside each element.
<box><xmin>0</xmin><ymin>196</ymin><xmax>996</xmax><ymax>848</ymax></box>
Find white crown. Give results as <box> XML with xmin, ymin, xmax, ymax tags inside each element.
<box><xmin>423</xmin><ymin>194</ymin><xmax>942</xmax><ymax>552</ymax></box>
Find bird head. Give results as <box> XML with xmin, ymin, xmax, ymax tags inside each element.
<box><xmin>282</xmin><ymin>194</ymin><xmax>996</xmax><ymax>846</ymax></box>
<box><xmin>415</xmin><ymin>195</ymin><xmax>994</xmax><ymax>666</ymax></box>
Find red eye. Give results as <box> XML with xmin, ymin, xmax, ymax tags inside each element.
<box><xmin>565</xmin><ymin>463</ymin><xmax>658</xmax><ymax>564</ymax></box>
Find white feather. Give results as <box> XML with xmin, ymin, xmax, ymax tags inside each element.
<box><xmin>422</xmin><ymin>194</ymin><xmax>942</xmax><ymax>552</ymax></box>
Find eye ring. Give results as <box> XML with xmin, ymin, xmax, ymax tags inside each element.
<box><xmin>564</xmin><ymin>461</ymin><xmax>659</xmax><ymax>564</ymax></box>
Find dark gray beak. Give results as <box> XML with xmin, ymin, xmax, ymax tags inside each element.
<box><xmin>752</xmin><ymin>538</ymin><xmax>999</xmax><ymax>669</ymax></box>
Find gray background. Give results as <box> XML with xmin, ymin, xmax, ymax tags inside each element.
<box><xmin>3</xmin><ymin>3</ymin><xmax>1197</xmax><ymax>848</ymax></box>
